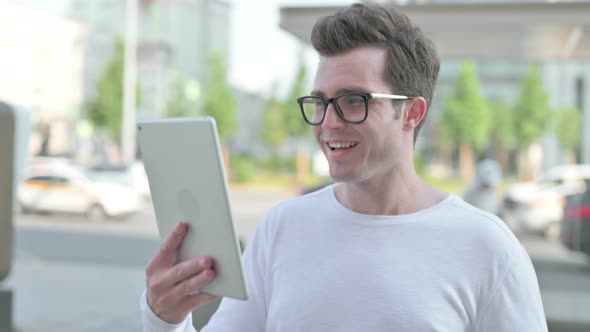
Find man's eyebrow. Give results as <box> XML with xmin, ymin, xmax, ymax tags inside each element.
<box><xmin>310</xmin><ymin>87</ymin><xmax>370</xmax><ymax>97</ymax></box>
<box><xmin>336</xmin><ymin>87</ymin><xmax>370</xmax><ymax>94</ymax></box>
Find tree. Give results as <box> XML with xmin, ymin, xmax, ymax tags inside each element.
<box><xmin>201</xmin><ymin>52</ymin><xmax>238</xmax><ymax>178</ymax></box>
<box><xmin>283</xmin><ymin>60</ymin><xmax>310</xmax><ymax>138</ymax></box>
<box><xmin>513</xmin><ymin>64</ymin><xmax>552</xmax><ymax>149</ymax></box>
<box><xmin>201</xmin><ymin>52</ymin><xmax>238</xmax><ymax>144</ymax></box>
<box><xmin>489</xmin><ymin>100</ymin><xmax>515</xmax><ymax>172</ymax></box>
<box><xmin>283</xmin><ymin>57</ymin><xmax>311</xmax><ymax>186</ymax></box>
<box><xmin>438</xmin><ymin>61</ymin><xmax>491</xmax><ymax>179</ymax></box>
<box><xmin>166</xmin><ymin>73</ymin><xmax>197</xmax><ymax>118</ymax></box>
<box><xmin>554</xmin><ymin>106</ymin><xmax>581</xmax><ymax>163</ymax></box>
<box><xmin>513</xmin><ymin>64</ymin><xmax>553</xmax><ymax>179</ymax></box>
<box><xmin>262</xmin><ymin>84</ymin><xmax>288</xmax><ymax>155</ymax></box>
<box><xmin>86</xmin><ymin>38</ymin><xmax>141</xmax><ymax>142</ymax></box>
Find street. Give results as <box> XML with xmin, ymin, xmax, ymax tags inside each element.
<box><xmin>4</xmin><ymin>188</ymin><xmax>590</xmax><ymax>331</ymax></box>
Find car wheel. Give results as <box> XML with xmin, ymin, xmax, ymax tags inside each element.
<box><xmin>545</xmin><ymin>222</ymin><xmax>561</xmax><ymax>242</ymax></box>
<box><xmin>87</xmin><ymin>203</ymin><xmax>107</xmax><ymax>222</ymax></box>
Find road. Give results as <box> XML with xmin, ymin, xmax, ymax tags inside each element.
<box><xmin>5</xmin><ymin>188</ymin><xmax>590</xmax><ymax>331</ymax></box>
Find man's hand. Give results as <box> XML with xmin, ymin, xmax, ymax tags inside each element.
<box><xmin>146</xmin><ymin>222</ymin><xmax>218</xmax><ymax>324</ymax></box>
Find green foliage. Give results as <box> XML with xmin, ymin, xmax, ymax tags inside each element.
<box><xmin>438</xmin><ymin>61</ymin><xmax>491</xmax><ymax>153</ymax></box>
<box><xmin>201</xmin><ymin>52</ymin><xmax>238</xmax><ymax>143</ymax></box>
<box><xmin>261</xmin><ymin>55</ymin><xmax>311</xmax><ymax>154</ymax></box>
<box><xmin>490</xmin><ymin>100</ymin><xmax>516</xmax><ymax>149</ymax></box>
<box><xmin>86</xmin><ymin>39</ymin><xmax>124</xmax><ymax>140</ymax></box>
<box><xmin>254</xmin><ymin>155</ymin><xmax>296</xmax><ymax>172</ymax></box>
<box><xmin>513</xmin><ymin>64</ymin><xmax>553</xmax><ymax>148</ymax></box>
<box><xmin>232</xmin><ymin>155</ymin><xmax>255</xmax><ymax>183</ymax></box>
<box><xmin>166</xmin><ymin>73</ymin><xmax>198</xmax><ymax>117</ymax></box>
<box><xmin>414</xmin><ymin>152</ymin><xmax>426</xmax><ymax>176</ymax></box>
<box><xmin>283</xmin><ymin>59</ymin><xmax>310</xmax><ymax>137</ymax></box>
<box><xmin>86</xmin><ymin>38</ymin><xmax>141</xmax><ymax>142</ymax></box>
<box><xmin>422</xmin><ymin>175</ymin><xmax>468</xmax><ymax>195</ymax></box>
<box><xmin>554</xmin><ymin>106</ymin><xmax>581</xmax><ymax>150</ymax></box>
<box><xmin>262</xmin><ymin>84</ymin><xmax>288</xmax><ymax>153</ymax></box>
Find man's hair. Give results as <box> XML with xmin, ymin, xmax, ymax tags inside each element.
<box><xmin>311</xmin><ymin>1</ymin><xmax>440</xmax><ymax>143</ymax></box>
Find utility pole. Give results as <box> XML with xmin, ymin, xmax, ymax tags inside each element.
<box><xmin>122</xmin><ymin>0</ymin><xmax>138</xmax><ymax>163</ymax></box>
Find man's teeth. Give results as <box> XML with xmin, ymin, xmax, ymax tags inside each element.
<box><xmin>328</xmin><ymin>142</ymin><xmax>357</xmax><ymax>149</ymax></box>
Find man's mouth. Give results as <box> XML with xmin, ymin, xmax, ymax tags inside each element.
<box><xmin>326</xmin><ymin>141</ymin><xmax>359</xmax><ymax>151</ymax></box>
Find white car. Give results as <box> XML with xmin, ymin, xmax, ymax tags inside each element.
<box><xmin>18</xmin><ymin>167</ymin><xmax>144</xmax><ymax>221</ymax></box>
<box><xmin>87</xmin><ymin>161</ymin><xmax>151</xmax><ymax>202</ymax></box>
<box><xmin>501</xmin><ymin>164</ymin><xmax>590</xmax><ymax>239</ymax></box>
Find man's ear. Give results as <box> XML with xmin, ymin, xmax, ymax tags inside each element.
<box><xmin>403</xmin><ymin>97</ymin><xmax>427</xmax><ymax>131</ymax></box>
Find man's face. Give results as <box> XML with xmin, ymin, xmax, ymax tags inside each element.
<box><xmin>311</xmin><ymin>46</ymin><xmax>408</xmax><ymax>182</ymax></box>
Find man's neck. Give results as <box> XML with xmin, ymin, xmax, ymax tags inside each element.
<box><xmin>334</xmin><ymin>167</ymin><xmax>447</xmax><ymax>216</ymax></box>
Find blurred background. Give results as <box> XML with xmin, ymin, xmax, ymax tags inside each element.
<box><xmin>1</xmin><ymin>0</ymin><xmax>590</xmax><ymax>331</ymax></box>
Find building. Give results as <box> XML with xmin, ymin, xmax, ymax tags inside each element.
<box><xmin>69</xmin><ymin>0</ymin><xmax>126</xmax><ymax>102</ymax></box>
<box><xmin>70</xmin><ymin>0</ymin><xmax>232</xmax><ymax>119</ymax></box>
<box><xmin>0</xmin><ymin>3</ymin><xmax>85</xmax><ymax>155</ymax></box>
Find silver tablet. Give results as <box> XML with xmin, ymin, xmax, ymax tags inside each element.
<box><xmin>137</xmin><ymin>117</ymin><xmax>248</xmax><ymax>300</ymax></box>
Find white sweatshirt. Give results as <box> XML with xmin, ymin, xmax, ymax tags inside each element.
<box><xmin>141</xmin><ymin>185</ymin><xmax>547</xmax><ymax>331</ymax></box>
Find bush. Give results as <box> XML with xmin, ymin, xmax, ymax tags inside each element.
<box><xmin>253</xmin><ymin>155</ymin><xmax>296</xmax><ymax>173</ymax></box>
<box><xmin>233</xmin><ymin>156</ymin><xmax>255</xmax><ymax>183</ymax></box>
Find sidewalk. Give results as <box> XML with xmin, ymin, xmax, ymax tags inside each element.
<box><xmin>6</xmin><ymin>252</ymin><xmax>147</xmax><ymax>332</ymax></box>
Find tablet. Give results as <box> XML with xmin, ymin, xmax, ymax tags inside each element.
<box><xmin>137</xmin><ymin>116</ymin><xmax>248</xmax><ymax>300</ymax></box>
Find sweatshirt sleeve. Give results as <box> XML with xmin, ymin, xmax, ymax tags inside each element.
<box><xmin>140</xmin><ymin>289</ymin><xmax>196</xmax><ymax>332</ymax></box>
<box><xmin>474</xmin><ymin>246</ymin><xmax>548</xmax><ymax>331</ymax></box>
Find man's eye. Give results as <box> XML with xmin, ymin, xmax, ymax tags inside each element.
<box><xmin>346</xmin><ymin>96</ymin><xmax>364</xmax><ymax>104</ymax></box>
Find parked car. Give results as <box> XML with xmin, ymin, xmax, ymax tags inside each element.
<box><xmin>18</xmin><ymin>166</ymin><xmax>144</xmax><ymax>221</ymax></box>
<box><xmin>500</xmin><ymin>164</ymin><xmax>590</xmax><ymax>239</ymax></box>
<box><xmin>560</xmin><ymin>180</ymin><xmax>590</xmax><ymax>255</ymax></box>
<box><xmin>88</xmin><ymin>161</ymin><xmax>151</xmax><ymax>202</ymax></box>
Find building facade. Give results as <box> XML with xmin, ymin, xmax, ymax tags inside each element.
<box><xmin>0</xmin><ymin>3</ymin><xmax>85</xmax><ymax>155</ymax></box>
<box><xmin>70</xmin><ymin>0</ymin><xmax>232</xmax><ymax>120</ymax></box>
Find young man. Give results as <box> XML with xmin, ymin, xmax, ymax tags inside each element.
<box><xmin>141</xmin><ymin>2</ymin><xmax>547</xmax><ymax>331</ymax></box>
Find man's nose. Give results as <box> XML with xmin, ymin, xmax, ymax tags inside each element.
<box><xmin>322</xmin><ymin>102</ymin><xmax>343</xmax><ymax>129</ymax></box>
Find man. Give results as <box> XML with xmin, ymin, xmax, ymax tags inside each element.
<box><xmin>141</xmin><ymin>2</ymin><xmax>547</xmax><ymax>331</ymax></box>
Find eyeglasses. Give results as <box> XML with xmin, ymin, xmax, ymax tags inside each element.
<box><xmin>296</xmin><ymin>92</ymin><xmax>414</xmax><ymax>125</ymax></box>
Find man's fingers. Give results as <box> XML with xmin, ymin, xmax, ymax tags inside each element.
<box><xmin>146</xmin><ymin>267</ymin><xmax>217</xmax><ymax>324</ymax></box>
<box><xmin>157</xmin><ymin>256</ymin><xmax>212</xmax><ymax>290</ymax></box>
<box><xmin>152</xmin><ymin>222</ymin><xmax>189</xmax><ymax>267</ymax></box>
<box><xmin>173</xmin><ymin>268</ymin><xmax>216</xmax><ymax>302</ymax></box>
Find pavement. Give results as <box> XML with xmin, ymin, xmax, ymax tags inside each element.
<box><xmin>5</xmin><ymin>228</ymin><xmax>157</xmax><ymax>332</ymax></box>
<box><xmin>3</xmin><ymin>188</ymin><xmax>590</xmax><ymax>332</ymax></box>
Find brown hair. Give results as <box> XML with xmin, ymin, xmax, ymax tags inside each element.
<box><xmin>311</xmin><ymin>1</ymin><xmax>440</xmax><ymax>143</ymax></box>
